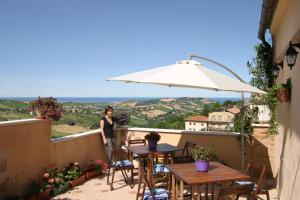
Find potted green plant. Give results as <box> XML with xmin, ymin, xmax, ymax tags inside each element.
<box><xmin>46</xmin><ymin>163</ymin><xmax>69</xmax><ymax>196</ymax></box>
<box><xmin>28</xmin><ymin>96</ymin><xmax>63</xmax><ymax>121</ymax></box>
<box><xmin>276</xmin><ymin>78</ymin><xmax>292</xmax><ymax>103</ymax></box>
<box><xmin>191</xmin><ymin>146</ymin><xmax>213</xmax><ymax>172</ymax></box>
<box><xmin>144</xmin><ymin>131</ymin><xmax>161</xmax><ymax>151</ymax></box>
<box><xmin>85</xmin><ymin>160</ymin><xmax>108</xmax><ymax>180</ymax></box>
<box><xmin>62</xmin><ymin>162</ymin><xmax>86</xmax><ymax>188</ymax></box>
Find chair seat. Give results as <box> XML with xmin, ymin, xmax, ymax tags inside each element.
<box><xmin>111</xmin><ymin>160</ymin><xmax>133</xmax><ymax>168</ymax></box>
<box><xmin>144</xmin><ymin>188</ymin><xmax>168</xmax><ymax>200</ymax></box>
<box><xmin>154</xmin><ymin>164</ymin><xmax>170</xmax><ymax>173</ymax></box>
<box><xmin>235</xmin><ymin>180</ymin><xmax>257</xmax><ymax>190</ymax></box>
<box><xmin>173</xmin><ymin>156</ymin><xmax>194</xmax><ymax>164</ymax></box>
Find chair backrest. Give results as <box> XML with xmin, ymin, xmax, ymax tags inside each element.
<box><xmin>245</xmin><ymin>161</ymin><xmax>267</xmax><ymax>197</ymax></box>
<box><xmin>181</xmin><ymin>141</ymin><xmax>197</xmax><ymax>157</ymax></box>
<box><xmin>112</xmin><ymin>147</ymin><xmax>124</xmax><ymax>164</ymax></box>
<box><xmin>128</xmin><ymin>139</ymin><xmax>146</xmax><ymax>146</ymax></box>
<box><xmin>218</xmin><ymin>184</ymin><xmax>254</xmax><ymax>200</ymax></box>
<box><xmin>127</xmin><ymin>139</ymin><xmax>146</xmax><ymax>160</ymax></box>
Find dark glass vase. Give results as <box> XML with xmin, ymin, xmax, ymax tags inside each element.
<box><xmin>148</xmin><ymin>140</ymin><xmax>158</xmax><ymax>151</ymax></box>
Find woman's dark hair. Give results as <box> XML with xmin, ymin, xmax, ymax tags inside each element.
<box><xmin>104</xmin><ymin>106</ymin><xmax>113</xmax><ymax>115</ymax></box>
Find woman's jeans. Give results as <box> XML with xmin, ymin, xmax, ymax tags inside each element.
<box><xmin>105</xmin><ymin>137</ymin><xmax>115</xmax><ymax>163</ymax></box>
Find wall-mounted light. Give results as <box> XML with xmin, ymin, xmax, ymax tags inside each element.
<box><xmin>272</xmin><ymin>61</ymin><xmax>283</xmax><ymax>78</ymax></box>
<box><xmin>286</xmin><ymin>41</ymin><xmax>300</xmax><ymax>69</ymax></box>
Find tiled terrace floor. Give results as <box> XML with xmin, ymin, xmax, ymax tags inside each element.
<box><xmin>52</xmin><ymin>171</ymin><xmax>277</xmax><ymax>200</ymax></box>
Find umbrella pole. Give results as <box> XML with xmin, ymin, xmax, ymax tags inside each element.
<box><xmin>241</xmin><ymin>92</ymin><xmax>245</xmax><ymax>172</ymax></box>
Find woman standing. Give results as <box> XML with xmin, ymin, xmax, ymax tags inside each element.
<box><xmin>100</xmin><ymin>106</ymin><xmax>115</xmax><ymax>162</ymax></box>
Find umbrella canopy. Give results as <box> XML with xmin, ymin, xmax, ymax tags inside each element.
<box><xmin>107</xmin><ymin>60</ymin><xmax>266</xmax><ymax>94</ymax></box>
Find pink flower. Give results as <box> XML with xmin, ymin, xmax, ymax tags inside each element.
<box><xmin>48</xmin><ymin>178</ymin><xmax>54</xmax><ymax>184</ymax></box>
<box><xmin>43</xmin><ymin>172</ymin><xmax>50</xmax><ymax>178</ymax></box>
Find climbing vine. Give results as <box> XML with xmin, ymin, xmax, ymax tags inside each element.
<box><xmin>247</xmin><ymin>40</ymin><xmax>279</xmax><ymax>134</ymax></box>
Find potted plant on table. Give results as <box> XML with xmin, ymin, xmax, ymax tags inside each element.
<box><xmin>144</xmin><ymin>131</ymin><xmax>161</xmax><ymax>151</ymax></box>
<box><xmin>85</xmin><ymin>160</ymin><xmax>108</xmax><ymax>179</ymax></box>
<box><xmin>276</xmin><ymin>78</ymin><xmax>292</xmax><ymax>103</ymax></box>
<box><xmin>28</xmin><ymin>96</ymin><xmax>63</xmax><ymax>121</ymax></box>
<box><xmin>191</xmin><ymin>146</ymin><xmax>213</xmax><ymax>172</ymax></box>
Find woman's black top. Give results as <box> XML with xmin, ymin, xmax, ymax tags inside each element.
<box><xmin>101</xmin><ymin>116</ymin><xmax>115</xmax><ymax>139</ymax></box>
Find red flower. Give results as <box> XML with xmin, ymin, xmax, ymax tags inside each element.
<box><xmin>48</xmin><ymin>162</ymin><xmax>56</xmax><ymax>169</ymax></box>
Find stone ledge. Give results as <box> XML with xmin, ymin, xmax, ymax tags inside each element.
<box><xmin>0</xmin><ymin>118</ymin><xmax>44</xmax><ymax>126</ymax></box>
<box><xmin>252</xmin><ymin>123</ymin><xmax>270</xmax><ymax>128</ymax></box>
<box><xmin>51</xmin><ymin>129</ymin><xmax>101</xmax><ymax>144</ymax></box>
<box><xmin>126</xmin><ymin>127</ymin><xmax>240</xmax><ymax>136</ymax></box>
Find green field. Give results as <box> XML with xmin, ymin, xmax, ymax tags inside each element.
<box><xmin>0</xmin><ymin>98</ymin><xmax>237</xmax><ymax>138</ymax></box>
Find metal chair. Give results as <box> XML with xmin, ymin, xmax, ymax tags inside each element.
<box><xmin>235</xmin><ymin>161</ymin><xmax>270</xmax><ymax>200</ymax></box>
<box><xmin>218</xmin><ymin>184</ymin><xmax>254</xmax><ymax>200</ymax></box>
<box><xmin>106</xmin><ymin>147</ymin><xmax>134</xmax><ymax>191</ymax></box>
<box><xmin>173</xmin><ymin>141</ymin><xmax>196</xmax><ymax>164</ymax></box>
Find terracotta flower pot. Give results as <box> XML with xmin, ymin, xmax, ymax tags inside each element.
<box><xmin>28</xmin><ymin>189</ymin><xmax>51</xmax><ymax>200</ymax></box>
<box><xmin>69</xmin><ymin>175</ymin><xmax>86</xmax><ymax>188</ymax></box>
<box><xmin>276</xmin><ymin>88</ymin><xmax>290</xmax><ymax>103</ymax></box>
<box><xmin>85</xmin><ymin>170</ymin><xmax>102</xmax><ymax>180</ymax></box>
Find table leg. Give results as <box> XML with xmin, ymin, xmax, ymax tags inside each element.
<box><xmin>205</xmin><ymin>183</ymin><xmax>208</xmax><ymax>199</ymax></box>
<box><xmin>147</xmin><ymin>153</ymin><xmax>153</xmax><ymax>187</ymax></box>
<box><xmin>191</xmin><ymin>185</ymin><xmax>195</xmax><ymax>200</ymax></box>
<box><xmin>136</xmin><ymin>156</ymin><xmax>142</xmax><ymax>200</ymax></box>
<box><xmin>196</xmin><ymin>185</ymin><xmax>201</xmax><ymax>200</ymax></box>
<box><xmin>180</xmin><ymin>179</ymin><xmax>184</xmax><ymax>200</ymax></box>
<box><xmin>211</xmin><ymin>183</ymin><xmax>214</xmax><ymax>200</ymax></box>
<box><xmin>172</xmin><ymin>174</ymin><xmax>176</xmax><ymax>200</ymax></box>
<box><xmin>175</xmin><ymin>178</ymin><xmax>179</xmax><ymax>200</ymax></box>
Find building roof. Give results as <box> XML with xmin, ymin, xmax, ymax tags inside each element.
<box><xmin>226</xmin><ymin>107</ymin><xmax>240</xmax><ymax>115</ymax></box>
<box><xmin>185</xmin><ymin>116</ymin><xmax>208</xmax><ymax>122</ymax></box>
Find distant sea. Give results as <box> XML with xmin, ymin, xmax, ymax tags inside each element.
<box><xmin>0</xmin><ymin>97</ymin><xmax>242</xmax><ymax>103</ymax></box>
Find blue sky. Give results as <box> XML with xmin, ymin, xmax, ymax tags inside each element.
<box><xmin>0</xmin><ymin>0</ymin><xmax>263</xmax><ymax>98</ymax></box>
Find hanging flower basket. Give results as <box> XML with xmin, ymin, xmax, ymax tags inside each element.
<box><xmin>276</xmin><ymin>88</ymin><xmax>290</xmax><ymax>103</ymax></box>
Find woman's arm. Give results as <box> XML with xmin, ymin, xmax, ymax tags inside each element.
<box><xmin>100</xmin><ymin>120</ymin><xmax>107</xmax><ymax>145</ymax></box>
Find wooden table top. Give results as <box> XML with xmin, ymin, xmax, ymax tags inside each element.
<box><xmin>166</xmin><ymin>162</ymin><xmax>250</xmax><ymax>185</ymax></box>
<box><xmin>126</xmin><ymin>143</ymin><xmax>182</xmax><ymax>155</ymax></box>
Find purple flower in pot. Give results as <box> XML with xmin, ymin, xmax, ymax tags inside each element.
<box><xmin>192</xmin><ymin>146</ymin><xmax>213</xmax><ymax>172</ymax></box>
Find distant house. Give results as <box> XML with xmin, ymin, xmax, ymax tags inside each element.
<box><xmin>185</xmin><ymin>116</ymin><xmax>208</xmax><ymax>131</ymax></box>
<box><xmin>208</xmin><ymin>111</ymin><xmax>235</xmax><ymax>131</ymax></box>
<box><xmin>226</xmin><ymin>107</ymin><xmax>240</xmax><ymax>116</ymax></box>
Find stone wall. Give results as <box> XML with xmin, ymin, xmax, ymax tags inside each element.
<box><xmin>251</xmin><ymin>124</ymin><xmax>276</xmax><ymax>178</ymax></box>
<box><xmin>0</xmin><ymin>119</ymin><xmax>107</xmax><ymax>199</ymax></box>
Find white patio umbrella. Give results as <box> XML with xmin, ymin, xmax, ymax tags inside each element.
<box><xmin>108</xmin><ymin>60</ymin><xmax>265</xmax><ymax>94</ymax></box>
<box><xmin>107</xmin><ymin>56</ymin><xmax>266</xmax><ymax>171</ymax></box>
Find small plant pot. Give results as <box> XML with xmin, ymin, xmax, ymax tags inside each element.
<box><xmin>69</xmin><ymin>175</ymin><xmax>86</xmax><ymax>188</ymax></box>
<box><xmin>85</xmin><ymin>170</ymin><xmax>102</xmax><ymax>180</ymax></box>
<box><xmin>28</xmin><ymin>189</ymin><xmax>51</xmax><ymax>200</ymax></box>
<box><xmin>276</xmin><ymin>88</ymin><xmax>290</xmax><ymax>103</ymax></box>
<box><xmin>195</xmin><ymin>160</ymin><xmax>209</xmax><ymax>172</ymax></box>
<box><xmin>148</xmin><ymin>140</ymin><xmax>158</xmax><ymax>151</ymax></box>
